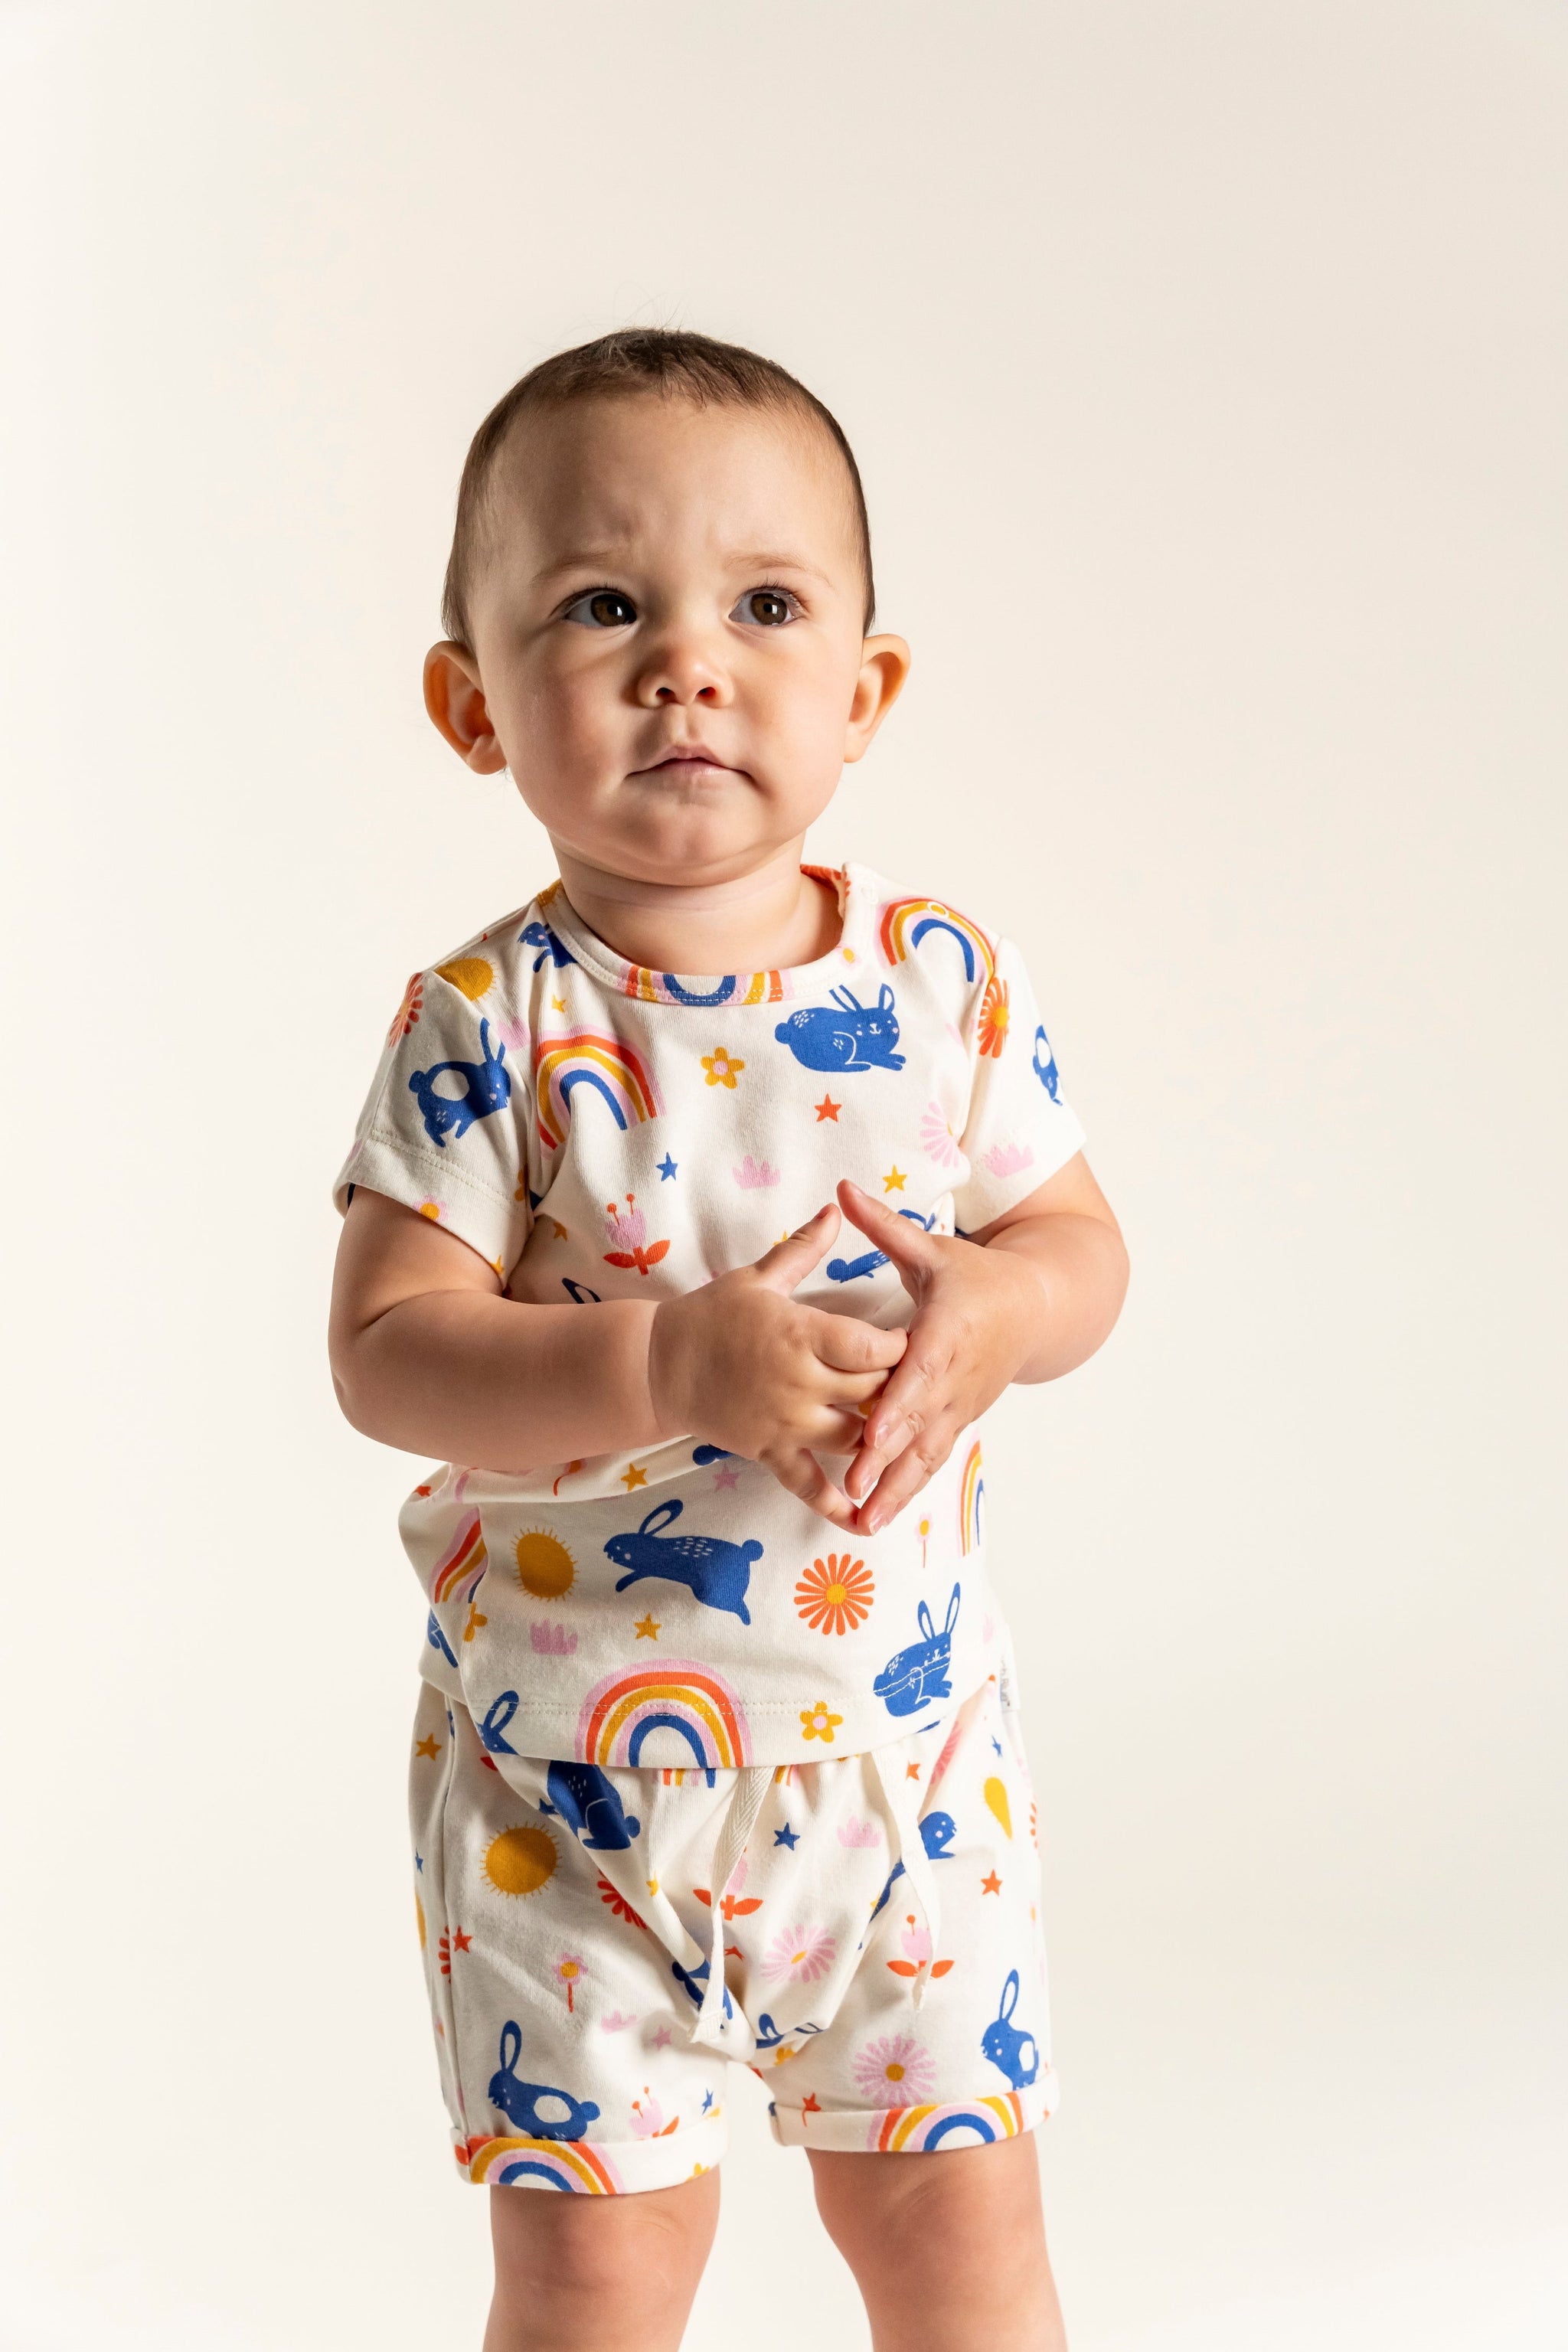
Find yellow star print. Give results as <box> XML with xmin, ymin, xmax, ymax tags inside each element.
<box><xmin>551</xmin><ymin>994</ymin><xmax>566</xmax><ymax>1013</ymax></box>
<box><xmin>634</xmin><ymin>1612</ymin><xmax>661</xmax><ymax>1640</ymax></box>
<box><xmin>414</xmin><ymin>1735</ymin><xmax>442</xmax><ymax>1759</ymax></box>
<box><xmin>621</xmin><ymin>1464</ymin><xmax>648</xmax><ymax>1491</ymax></box>
<box><xmin>882</xmin><ymin>1165</ymin><xmax>906</xmax><ymax>1192</ymax></box>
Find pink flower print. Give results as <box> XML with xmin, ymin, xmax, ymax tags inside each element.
<box><xmin>530</xmin><ymin>1621</ymin><xmax>578</xmax><ymax>1656</ymax></box>
<box><xmin>495</xmin><ymin>1014</ymin><xmax>531</xmax><ymax>1054</ymax></box>
<box><xmin>982</xmin><ymin>1139</ymin><xmax>1035</xmax><ymax>1180</ymax></box>
<box><xmin>600</xmin><ymin>2010</ymin><xmax>638</xmax><ymax>2034</ymax></box>
<box><xmin>732</xmin><ymin>1155</ymin><xmax>780</xmax><ymax>1189</ymax></box>
<box><xmin>851</xmin><ymin>2033</ymin><xmax>936</xmax><ymax>2106</ymax></box>
<box><xmin>551</xmin><ymin>1952</ymin><xmax>587</xmax><ymax>2012</ymax></box>
<box><xmin>762</xmin><ymin>1925</ymin><xmax>837</xmax><ymax>1985</ymax></box>
<box><xmin>602</xmin><ymin>1193</ymin><xmax>669</xmax><ymax>1277</ymax></box>
<box><xmin>837</xmin><ymin>1815</ymin><xmax>883</xmax><ymax>1850</ymax></box>
<box><xmin>631</xmin><ymin>2086</ymin><xmax>679</xmax><ymax>2138</ymax></box>
<box><xmin>920</xmin><ymin>1100</ymin><xmax>961</xmax><ymax>1166</ymax></box>
<box><xmin>897</xmin><ymin>1912</ymin><xmax>931</xmax><ymax>1968</ymax></box>
<box><xmin>885</xmin><ymin>1912</ymin><xmax>955</xmax><ymax>1981</ymax></box>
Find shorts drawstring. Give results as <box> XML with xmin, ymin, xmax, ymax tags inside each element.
<box><xmin>868</xmin><ymin>1740</ymin><xmax>944</xmax><ymax>2012</ymax></box>
<box><xmin>687</xmin><ymin>1762</ymin><xmax>773</xmax><ymax>2053</ymax></box>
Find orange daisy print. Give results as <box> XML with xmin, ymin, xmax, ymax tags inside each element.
<box><xmin>795</xmin><ymin>1553</ymin><xmax>874</xmax><ymax>1635</ymax></box>
<box><xmin>977</xmin><ymin>975</ymin><xmax>1010</xmax><ymax>1059</ymax></box>
<box><xmin>387</xmin><ymin>972</ymin><xmax>424</xmax><ymax>1044</ymax></box>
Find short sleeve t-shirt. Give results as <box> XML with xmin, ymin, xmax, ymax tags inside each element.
<box><xmin>331</xmin><ymin>861</ymin><xmax>1086</xmax><ymax>1767</ymax></box>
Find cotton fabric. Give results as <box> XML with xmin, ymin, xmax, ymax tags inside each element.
<box><xmin>410</xmin><ymin>1662</ymin><xmax>1056</xmax><ymax>2193</ymax></box>
<box><xmin>332</xmin><ymin>862</ymin><xmax>1085</xmax><ymax>1767</ymax></box>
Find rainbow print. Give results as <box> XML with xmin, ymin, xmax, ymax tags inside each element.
<box><xmin>427</xmin><ymin>1509</ymin><xmax>487</xmax><ymax>1605</ymax></box>
<box><xmin>461</xmin><ymin>2134</ymin><xmax>623</xmax><ymax>2192</ymax></box>
<box><xmin>576</xmin><ymin>1661</ymin><xmax>752</xmax><ymax>1770</ymax></box>
<box><xmin>867</xmin><ymin>2093</ymin><xmax>1024</xmax><ymax>2153</ymax></box>
<box><xmin>878</xmin><ymin>897</ymin><xmax>996</xmax><ymax>986</ymax></box>
<box><xmin>959</xmin><ymin>1441</ymin><xmax>985</xmax><ymax>1555</ymax></box>
<box><xmin>619</xmin><ymin>967</ymin><xmax>792</xmax><ymax>1007</ymax></box>
<box><xmin>532</xmin><ymin>1031</ymin><xmax>664</xmax><ymax>1151</ymax></box>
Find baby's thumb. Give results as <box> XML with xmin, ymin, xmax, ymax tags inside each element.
<box><xmin>753</xmin><ymin>1204</ymin><xmax>840</xmax><ymax>1292</ymax></box>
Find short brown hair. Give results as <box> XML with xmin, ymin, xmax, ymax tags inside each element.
<box><xmin>440</xmin><ymin>327</ymin><xmax>876</xmax><ymax>648</ymax></box>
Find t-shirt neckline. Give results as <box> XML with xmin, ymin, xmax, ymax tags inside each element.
<box><xmin>541</xmin><ymin>861</ymin><xmax>875</xmax><ymax>1001</ymax></box>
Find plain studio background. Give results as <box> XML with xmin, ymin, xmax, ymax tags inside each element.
<box><xmin>2</xmin><ymin>2</ymin><xmax>1564</xmax><ymax>2345</ymax></box>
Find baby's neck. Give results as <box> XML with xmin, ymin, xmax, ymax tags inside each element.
<box><xmin>550</xmin><ymin>842</ymin><xmax>841</xmax><ymax>975</ymax></box>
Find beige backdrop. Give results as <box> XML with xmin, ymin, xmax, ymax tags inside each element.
<box><xmin>3</xmin><ymin>2</ymin><xmax>1564</xmax><ymax>2345</ymax></box>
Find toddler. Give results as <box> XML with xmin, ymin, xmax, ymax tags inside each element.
<box><xmin>328</xmin><ymin>328</ymin><xmax>1128</xmax><ymax>2352</ymax></box>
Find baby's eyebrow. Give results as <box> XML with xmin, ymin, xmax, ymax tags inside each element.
<box><xmin>724</xmin><ymin>550</ymin><xmax>834</xmax><ymax>584</ymax></box>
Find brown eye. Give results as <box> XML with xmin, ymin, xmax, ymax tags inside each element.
<box><xmin>732</xmin><ymin>588</ymin><xmax>797</xmax><ymax>627</ymax></box>
<box><xmin>564</xmin><ymin>588</ymin><xmax>637</xmax><ymax>628</ymax></box>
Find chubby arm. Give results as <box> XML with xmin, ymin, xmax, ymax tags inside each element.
<box><xmin>328</xmin><ymin>1188</ymin><xmax>905</xmax><ymax>1524</ymax></box>
<box><xmin>328</xmin><ymin>1188</ymin><xmax>664</xmax><ymax>1474</ymax></box>
<box><xmin>838</xmin><ymin>1152</ymin><xmax>1129</xmax><ymax>1533</ymax></box>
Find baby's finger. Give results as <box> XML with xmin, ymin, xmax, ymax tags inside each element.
<box><xmin>766</xmin><ymin>1446</ymin><xmax>858</xmax><ymax>1530</ymax></box>
<box><xmin>850</xmin><ymin>1416</ymin><xmax>957</xmax><ymax>1534</ymax></box>
<box><xmin>751</xmin><ymin>1205</ymin><xmax>839</xmax><ymax>1295</ymax></box>
<box><xmin>851</xmin><ymin>1313</ymin><xmax>958</xmax><ymax>1477</ymax></box>
<box><xmin>808</xmin><ymin>1311</ymin><xmax>909</xmax><ymax>1375</ymax></box>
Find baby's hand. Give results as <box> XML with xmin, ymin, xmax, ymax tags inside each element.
<box><xmin>835</xmin><ymin>1180</ymin><xmax>1044</xmax><ymax>1534</ymax></box>
<box><xmin>647</xmin><ymin>1205</ymin><xmax>907</xmax><ymax>1527</ymax></box>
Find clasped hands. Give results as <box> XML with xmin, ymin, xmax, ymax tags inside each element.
<box><xmin>646</xmin><ymin>1176</ymin><xmax>1047</xmax><ymax>1534</ymax></box>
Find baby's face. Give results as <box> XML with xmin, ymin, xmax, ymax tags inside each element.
<box><xmin>431</xmin><ymin>395</ymin><xmax>906</xmax><ymax>887</ymax></box>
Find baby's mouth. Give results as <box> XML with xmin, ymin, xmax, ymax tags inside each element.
<box><xmin>633</xmin><ymin>746</ymin><xmax>742</xmax><ymax>781</ymax></box>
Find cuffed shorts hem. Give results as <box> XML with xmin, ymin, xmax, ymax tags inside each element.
<box><xmin>769</xmin><ymin>2069</ymin><xmax>1056</xmax><ymax>2154</ymax></box>
<box><xmin>456</xmin><ymin>2109</ymin><xmax>730</xmax><ymax>2194</ymax></box>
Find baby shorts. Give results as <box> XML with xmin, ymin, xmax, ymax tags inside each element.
<box><xmin>409</xmin><ymin>1668</ymin><xmax>1056</xmax><ymax>2194</ymax></box>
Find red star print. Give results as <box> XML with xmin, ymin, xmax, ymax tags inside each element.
<box><xmin>450</xmin><ymin>1927</ymin><xmax>472</xmax><ymax>1954</ymax></box>
<box><xmin>815</xmin><ymin>1096</ymin><xmax>841</xmax><ymax>1122</ymax></box>
<box><xmin>801</xmin><ymin>2092</ymin><xmax>822</xmax><ymax>2115</ymax></box>
<box><xmin>414</xmin><ymin>1483</ymin><xmax>433</xmax><ymax>1497</ymax></box>
<box><xmin>906</xmin><ymin>1762</ymin><xmax>920</xmax><ymax>1779</ymax></box>
<box><xmin>981</xmin><ymin>1870</ymin><xmax>1002</xmax><ymax>1895</ymax></box>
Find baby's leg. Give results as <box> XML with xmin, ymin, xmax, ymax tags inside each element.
<box><xmin>808</xmin><ymin>2137</ymin><xmax>1066</xmax><ymax>2352</ymax></box>
<box><xmin>485</xmin><ymin>2167</ymin><xmax>720</xmax><ymax>2352</ymax></box>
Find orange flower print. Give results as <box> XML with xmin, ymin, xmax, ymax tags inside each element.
<box><xmin>387</xmin><ymin>972</ymin><xmax>423</xmax><ymax>1044</ymax></box>
<box><xmin>701</xmin><ymin>1047</ymin><xmax>745</xmax><ymax>1089</ymax></box>
<box><xmin>795</xmin><ymin>1553</ymin><xmax>874</xmax><ymax>1635</ymax></box>
<box><xmin>596</xmin><ymin>1874</ymin><xmax>647</xmax><ymax>1930</ymax></box>
<box><xmin>977</xmin><ymin>975</ymin><xmax>1010</xmax><ymax>1059</ymax></box>
<box><xmin>800</xmin><ymin>1700</ymin><xmax>843</xmax><ymax>1744</ymax></box>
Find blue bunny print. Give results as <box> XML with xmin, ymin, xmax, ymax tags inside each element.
<box><xmin>407</xmin><ymin>1016</ymin><xmax>511</xmax><ymax>1147</ymax></box>
<box><xmin>516</xmin><ymin>920</ymin><xmax>576</xmax><ymax>971</ymax></box>
<box><xmin>488</xmin><ymin>2022</ymin><xmax>601</xmax><ymax>2138</ymax></box>
<box><xmin>1031</xmin><ymin>1024</ymin><xmax>1061</xmax><ymax>1102</ymax></box>
<box><xmin>774</xmin><ymin>985</ymin><xmax>905</xmax><ymax>1073</ymax></box>
<box><xmin>538</xmin><ymin>1761</ymin><xmax>642</xmax><ymax>1850</ymax></box>
<box><xmin>874</xmin><ymin>1584</ymin><xmax>961</xmax><ymax>1717</ymax></box>
<box><xmin>980</xmin><ymin>1969</ymin><xmax>1041</xmax><ymax>2090</ymax></box>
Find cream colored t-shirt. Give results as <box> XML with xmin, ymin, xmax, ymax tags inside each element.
<box><xmin>331</xmin><ymin>861</ymin><xmax>1086</xmax><ymax>1767</ymax></box>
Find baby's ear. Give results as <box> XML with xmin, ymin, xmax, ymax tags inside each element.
<box><xmin>843</xmin><ymin>634</ymin><xmax>911</xmax><ymax>763</ymax></box>
<box><xmin>423</xmin><ymin>642</ymin><xmax>507</xmax><ymax>773</ymax></box>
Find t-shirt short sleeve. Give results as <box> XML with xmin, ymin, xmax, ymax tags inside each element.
<box><xmin>330</xmin><ymin>966</ymin><xmax>531</xmax><ymax>1280</ymax></box>
<box><xmin>949</xmin><ymin>935</ymin><xmax>1088</xmax><ymax>1233</ymax></box>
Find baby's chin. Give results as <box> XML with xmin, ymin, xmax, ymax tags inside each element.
<box><xmin>563</xmin><ymin>783</ymin><xmax>821</xmax><ymax>885</ymax></box>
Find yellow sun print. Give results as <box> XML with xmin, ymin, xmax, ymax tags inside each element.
<box><xmin>483</xmin><ymin>1824</ymin><xmax>559</xmax><ymax>1897</ymax></box>
<box><xmin>513</xmin><ymin>1528</ymin><xmax>576</xmax><ymax>1599</ymax></box>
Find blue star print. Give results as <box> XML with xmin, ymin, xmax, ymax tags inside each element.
<box><xmin>658</xmin><ymin>1154</ymin><xmax>678</xmax><ymax>1181</ymax></box>
<box><xmin>701</xmin><ymin>2088</ymin><xmax>714</xmax><ymax>2113</ymax></box>
<box><xmin>773</xmin><ymin>1823</ymin><xmax>799</xmax><ymax>1849</ymax></box>
<box><xmin>414</xmin><ymin>1852</ymin><xmax>424</xmax><ymax>1872</ymax></box>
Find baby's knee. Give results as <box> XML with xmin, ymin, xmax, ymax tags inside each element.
<box><xmin>489</xmin><ymin>2173</ymin><xmax>717</xmax><ymax>2330</ymax></box>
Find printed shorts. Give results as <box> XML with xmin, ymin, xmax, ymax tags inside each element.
<box><xmin>409</xmin><ymin>1668</ymin><xmax>1056</xmax><ymax>2194</ymax></box>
